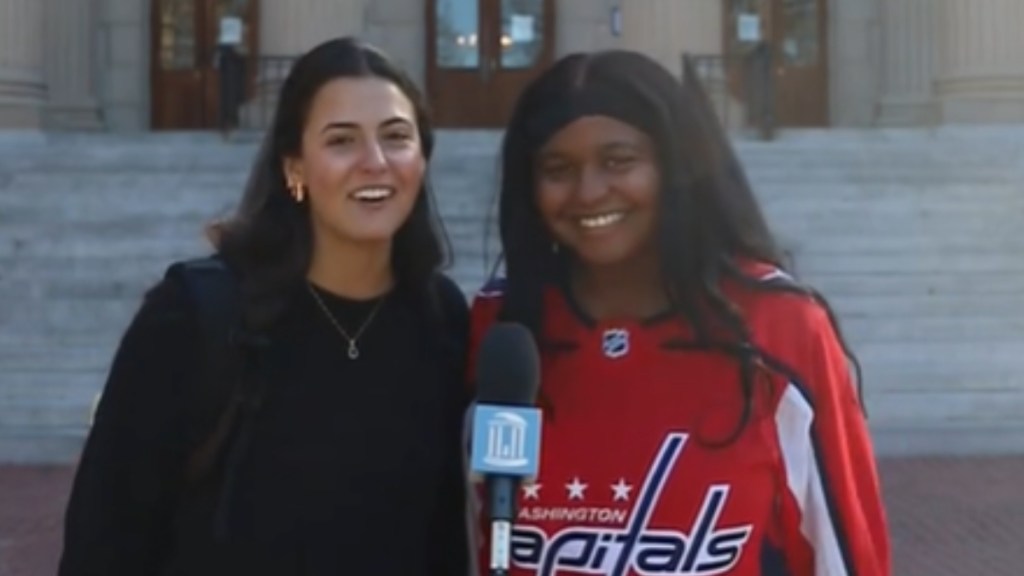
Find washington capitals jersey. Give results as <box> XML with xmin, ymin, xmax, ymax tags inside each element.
<box><xmin>466</xmin><ymin>265</ymin><xmax>891</xmax><ymax>576</ymax></box>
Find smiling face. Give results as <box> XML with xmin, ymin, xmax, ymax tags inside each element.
<box><xmin>534</xmin><ymin>115</ymin><xmax>661</xmax><ymax>268</ymax></box>
<box><xmin>283</xmin><ymin>76</ymin><xmax>425</xmax><ymax>246</ymax></box>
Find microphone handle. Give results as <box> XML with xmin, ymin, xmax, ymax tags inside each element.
<box><xmin>487</xmin><ymin>475</ymin><xmax>518</xmax><ymax>576</ymax></box>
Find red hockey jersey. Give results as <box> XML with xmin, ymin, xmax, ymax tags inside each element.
<box><xmin>466</xmin><ymin>265</ymin><xmax>891</xmax><ymax>576</ymax></box>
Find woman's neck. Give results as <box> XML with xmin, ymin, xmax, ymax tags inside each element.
<box><xmin>571</xmin><ymin>250</ymin><xmax>668</xmax><ymax>321</ymax></box>
<box><xmin>307</xmin><ymin>234</ymin><xmax>393</xmax><ymax>300</ymax></box>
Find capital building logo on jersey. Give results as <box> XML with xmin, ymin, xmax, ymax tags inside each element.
<box><xmin>510</xmin><ymin>433</ymin><xmax>753</xmax><ymax>575</ymax></box>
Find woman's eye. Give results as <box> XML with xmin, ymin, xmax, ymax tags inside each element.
<box><xmin>327</xmin><ymin>135</ymin><xmax>354</xmax><ymax>146</ymax></box>
<box><xmin>540</xmin><ymin>164</ymin><xmax>571</xmax><ymax>178</ymax></box>
<box><xmin>605</xmin><ymin>156</ymin><xmax>635</xmax><ymax>170</ymax></box>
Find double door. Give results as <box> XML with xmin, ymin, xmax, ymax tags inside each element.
<box><xmin>428</xmin><ymin>0</ymin><xmax>555</xmax><ymax>127</ymax></box>
<box><xmin>150</xmin><ymin>0</ymin><xmax>259</xmax><ymax>130</ymax></box>
<box><xmin>726</xmin><ymin>0</ymin><xmax>829</xmax><ymax>127</ymax></box>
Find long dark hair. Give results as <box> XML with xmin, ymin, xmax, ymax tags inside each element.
<box><xmin>185</xmin><ymin>39</ymin><xmax>450</xmax><ymax>521</ymax></box>
<box><xmin>496</xmin><ymin>50</ymin><xmax>862</xmax><ymax>442</ymax></box>
<box><xmin>214</xmin><ymin>36</ymin><xmax>448</xmax><ymax>331</ymax></box>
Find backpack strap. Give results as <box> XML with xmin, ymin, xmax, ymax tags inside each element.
<box><xmin>162</xmin><ymin>256</ymin><xmax>255</xmax><ymax>485</ymax></box>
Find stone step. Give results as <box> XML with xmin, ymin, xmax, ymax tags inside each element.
<box><xmin>3</xmin><ymin>229</ymin><xmax>1019</xmax><ymax>272</ymax></box>
<box><xmin>866</xmin><ymin>388</ymin><xmax>1024</xmax><ymax>424</ymax></box>
<box><xmin>0</xmin><ymin>345</ymin><xmax>115</xmax><ymax>374</ymax></box>
<box><xmin>4</xmin><ymin>280</ymin><xmax>1021</xmax><ymax>337</ymax></box>
<box><xmin>1</xmin><ymin>176</ymin><xmax>1015</xmax><ymax>214</ymax></box>
<box><xmin>0</xmin><ymin>426</ymin><xmax>86</xmax><ymax>464</ymax></box>
<box><xmin>3</xmin><ymin>166</ymin><xmax>1019</xmax><ymax>200</ymax></box>
<box><xmin>0</xmin><ymin>216</ymin><xmax>1016</xmax><ymax>260</ymax></box>
<box><xmin>0</xmin><ymin>377</ymin><xmax>104</xmax><ymax>426</ymax></box>
<box><xmin>1</xmin><ymin>134</ymin><xmax>1018</xmax><ymax>164</ymax></box>
<box><xmin>0</xmin><ymin>212</ymin><xmax>496</xmax><ymax>259</ymax></box>
<box><xmin>792</xmin><ymin>271</ymin><xmax>1024</xmax><ymax>297</ymax></box>
<box><xmin>0</xmin><ymin>400</ymin><xmax>94</xmax><ymax>430</ymax></box>
<box><xmin>870</xmin><ymin>423</ymin><xmax>1024</xmax><ymax>457</ymax></box>
<box><xmin>3</xmin><ymin>157</ymin><xmax>1016</xmax><ymax>184</ymax></box>
<box><xmin>4</xmin><ymin>307</ymin><xmax>1023</xmax><ymax>381</ymax></box>
<box><xmin>840</xmin><ymin>315</ymin><xmax>1024</xmax><ymax>344</ymax></box>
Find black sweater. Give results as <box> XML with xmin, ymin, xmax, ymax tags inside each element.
<box><xmin>58</xmin><ymin>269</ymin><xmax>471</xmax><ymax>576</ymax></box>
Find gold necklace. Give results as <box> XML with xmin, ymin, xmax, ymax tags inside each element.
<box><xmin>306</xmin><ymin>283</ymin><xmax>386</xmax><ymax>360</ymax></box>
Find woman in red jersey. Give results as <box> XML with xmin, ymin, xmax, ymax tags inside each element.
<box><xmin>466</xmin><ymin>50</ymin><xmax>891</xmax><ymax>576</ymax></box>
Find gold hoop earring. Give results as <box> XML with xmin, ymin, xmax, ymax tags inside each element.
<box><xmin>290</xmin><ymin>182</ymin><xmax>305</xmax><ymax>203</ymax></box>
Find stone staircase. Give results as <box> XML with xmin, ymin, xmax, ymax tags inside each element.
<box><xmin>1</xmin><ymin>127</ymin><xmax>1023</xmax><ymax>463</ymax></box>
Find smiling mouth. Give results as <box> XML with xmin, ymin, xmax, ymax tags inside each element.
<box><xmin>350</xmin><ymin>186</ymin><xmax>396</xmax><ymax>203</ymax></box>
<box><xmin>577</xmin><ymin>212</ymin><xmax>626</xmax><ymax>229</ymax></box>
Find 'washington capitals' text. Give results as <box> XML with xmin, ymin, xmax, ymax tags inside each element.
<box><xmin>509</xmin><ymin>433</ymin><xmax>754</xmax><ymax>575</ymax></box>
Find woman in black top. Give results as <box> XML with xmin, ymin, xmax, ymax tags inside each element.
<box><xmin>58</xmin><ymin>37</ymin><xmax>470</xmax><ymax>576</ymax></box>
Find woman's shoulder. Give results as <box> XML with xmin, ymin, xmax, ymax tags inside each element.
<box><xmin>432</xmin><ymin>273</ymin><xmax>469</xmax><ymax>313</ymax></box>
<box><xmin>412</xmin><ymin>272</ymin><xmax>471</xmax><ymax>352</ymax></box>
<box><xmin>726</xmin><ymin>260</ymin><xmax>845</xmax><ymax>368</ymax></box>
<box><xmin>726</xmin><ymin>260</ymin><xmax>817</xmax><ymax>312</ymax></box>
<box><xmin>125</xmin><ymin>255</ymin><xmax>238</xmax><ymax>346</ymax></box>
<box><xmin>467</xmin><ymin>276</ymin><xmax>506</xmax><ymax>321</ymax></box>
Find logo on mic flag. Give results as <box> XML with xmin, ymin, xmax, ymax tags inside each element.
<box><xmin>471</xmin><ymin>404</ymin><xmax>542</xmax><ymax>477</ymax></box>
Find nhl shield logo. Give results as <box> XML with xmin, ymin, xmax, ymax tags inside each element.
<box><xmin>601</xmin><ymin>328</ymin><xmax>630</xmax><ymax>359</ymax></box>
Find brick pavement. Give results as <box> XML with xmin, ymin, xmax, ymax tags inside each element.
<box><xmin>1</xmin><ymin>457</ymin><xmax>1021</xmax><ymax>575</ymax></box>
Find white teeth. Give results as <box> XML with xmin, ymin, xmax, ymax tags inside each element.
<box><xmin>578</xmin><ymin>212</ymin><xmax>625</xmax><ymax>229</ymax></box>
<box><xmin>353</xmin><ymin>187</ymin><xmax>393</xmax><ymax>201</ymax></box>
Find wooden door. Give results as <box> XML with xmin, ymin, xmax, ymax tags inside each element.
<box><xmin>769</xmin><ymin>0</ymin><xmax>829</xmax><ymax>126</ymax></box>
<box><xmin>722</xmin><ymin>0</ymin><xmax>829</xmax><ymax>128</ymax></box>
<box><xmin>427</xmin><ymin>0</ymin><xmax>555</xmax><ymax>127</ymax></box>
<box><xmin>151</xmin><ymin>0</ymin><xmax>205</xmax><ymax>129</ymax></box>
<box><xmin>151</xmin><ymin>0</ymin><xmax>258</xmax><ymax>130</ymax></box>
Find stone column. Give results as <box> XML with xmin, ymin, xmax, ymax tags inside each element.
<box><xmin>0</xmin><ymin>0</ymin><xmax>47</xmax><ymax>128</ymax></box>
<box><xmin>364</xmin><ymin>0</ymin><xmax>425</xmax><ymax>88</ymax></box>
<box><xmin>44</xmin><ymin>0</ymin><xmax>101</xmax><ymax>129</ymax></box>
<box><xmin>878</xmin><ymin>0</ymin><xmax>936</xmax><ymax>125</ymax></box>
<box><xmin>260</xmin><ymin>0</ymin><xmax>364</xmax><ymax>57</ymax></box>
<box><xmin>830</xmin><ymin>0</ymin><xmax>882</xmax><ymax>126</ymax></box>
<box><xmin>936</xmin><ymin>0</ymin><xmax>1024</xmax><ymax>123</ymax></box>
<box><xmin>557</xmin><ymin>0</ymin><xmax>619</xmax><ymax>56</ymax></box>
<box><xmin>622</xmin><ymin>0</ymin><xmax>721</xmax><ymax>75</ymax></box>
<box><xmin>622</xmin><ymin>0</ymin><xmax>726</xmax><ymax>126</ymax></box>
<box><xmin>242</xmin><ymin>0</ymin><xmax>365</xmax><ymax>128</ymax></box>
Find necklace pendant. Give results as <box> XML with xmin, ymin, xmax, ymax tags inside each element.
<box><xmin>347</xmin><ymin>341</ymin><xmax>359</xmax><ymax>360</ymax></box>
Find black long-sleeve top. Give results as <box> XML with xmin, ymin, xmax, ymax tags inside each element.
<box><xmin>58</xmin><ymin>269</ymin><xmax>471</xmax><ymax>576</ymax></box>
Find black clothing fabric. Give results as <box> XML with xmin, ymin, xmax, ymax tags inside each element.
<box><xmin>58</xmin><ymin>269</ymin><xmax>471</xmax><ymax>576</ymax></box>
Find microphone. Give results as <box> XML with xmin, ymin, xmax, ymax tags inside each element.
<box><xmin>470</xmin><ymin>322</ymin><xmax>543</xmax><ymax>576</ymax></box>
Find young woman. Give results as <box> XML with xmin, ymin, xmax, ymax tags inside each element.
<box><xmin>59</xmin><ymin>37</ymin><xmax>470</xmax><ymax>576</ymax></box>
<box><xmin>467</xmin><ymin>51</ymin><xmax>891</xmax><ymax>575</ymax></box>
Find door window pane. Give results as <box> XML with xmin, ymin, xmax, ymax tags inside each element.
<box><xmin>436</xmin><ymin>0</ymin><xmax>480</xmax><ymax>68</ymax></box>
<box><xmin>500</xmin><ymin>0</ymin><xmax>543</xmax><ymax>69</ymax></box>
<box><xmin>159</xmin><ymin>0</ymin><xmax>197</xmax><ymax>70</ymax></box>
<box><xmin>728</xmin><ymin>0</ymin><xmax>763</xmax><ymax>52</ymax></box>
<box><xmin>215</xmin><ymin>0</ymin><xmax>253</xmax><ymax>54</ymax></box>
<box><xmin>780</xmin><ymin>0</ymin><xmax>819</xmax><ymax>66</ymax></box>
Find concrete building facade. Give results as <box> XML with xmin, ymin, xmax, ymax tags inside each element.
<box><xmin>1</xmin><ymin>0</ymin><xmax>1022</xmax><ymax>132</ymax></box>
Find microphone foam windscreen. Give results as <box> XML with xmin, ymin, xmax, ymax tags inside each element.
<box><xmin>475</xmin><ymin>322</ymin><xmax>541</xmax><ymax>406</ymax></box>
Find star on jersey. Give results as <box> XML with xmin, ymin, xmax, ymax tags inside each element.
<box><xmin>524</xmin><ymin>477</ymin><xmax>634</xmax><ymax>502</ymax></box>
<box><xmin>522</xmin><ymin>483</ymin><xmax>542</xmax><ymax>500</ymax></box>
<box><xmin>566</xmin><ymin>477</ymin><xmax>587</xmax><ymax>500</ymax></box>
<box><xmin>611</xmin><ymin>478</ymin><xmax>633</xmax><ymax>501</ymax></box>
